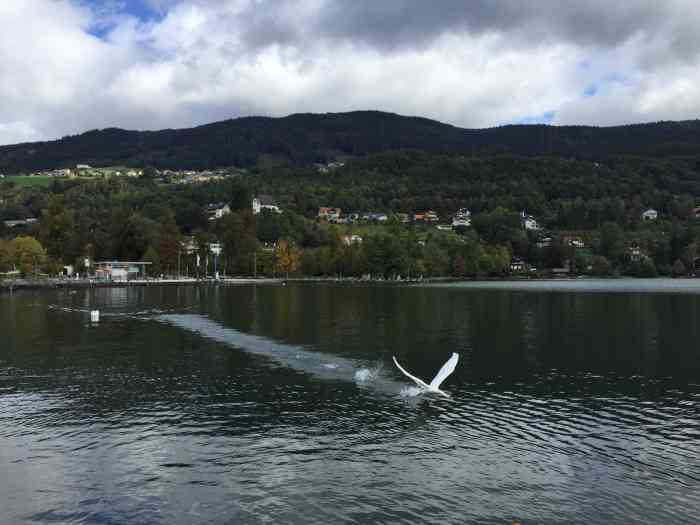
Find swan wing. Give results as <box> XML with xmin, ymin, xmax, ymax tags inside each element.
<box><xmin>429</xmin><ymin>352</ymin><xmax>459</xmax><ymax>389</ymax></box>
<box><xmin>392</xmin><ymin>356</ymin><xmax>431</xmax><ymax>390</ymax></box>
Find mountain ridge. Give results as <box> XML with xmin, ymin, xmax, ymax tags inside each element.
<box><xmin>2</xmin><ymin>110</ymin><xmax>700</xmax><ymax>172</ymax></box>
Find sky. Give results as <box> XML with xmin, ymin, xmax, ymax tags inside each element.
<box><xmin>1</xmin><ymin>0</ymin><xmax>700</xmax><ymax>145</ymax></box>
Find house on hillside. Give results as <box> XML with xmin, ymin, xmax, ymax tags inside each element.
<box><xmin>521</xmin><ymin>211</ymin><xmax>542</xmax><ymax>231</ymax></box>
<box><xmin>3</xmin><ymin>218</ymin><xmax>38</xmax><ymax>228</ymax></box>
<box><xmin>206</xmin><ymin>203</ymin><xmax>231</xmax><ymax>221</ymax></box>
<box><xmin>642</xmin><ymin>208</ymin><xmax>658</xmax><ymax>221</ymax></box>
<box><xmin>315</xmin><ymin>161</ymin><xmax>345</xmax><ymax>173</ymax></box>
<box><xmin>628</xmin><ymin>244</ymin><xmax>646</xmax><ymax>262</ymax></box>
<box><xmin>366</xmin><ymin>212</ymin><xmax>388</xmax><ymax>222</ymax></box>
<box><xmin>253</xmin><ymin>195</ymin><xmax>281</xmax><ymax>215</ymax></box>
<box><xmin>342</xmin><ymin>234</ymin><xmax>363</xmax><ymax>246</ymax></box>
<box><xmin>413</xmin><ymin>211</ymin><xmax>439</xmax><ymax>222</ymax></box>
<box><xmin>536</xmin><ymin>236</ymin><xmax>553</xmax><ymax>249</ymax></box>
<box><xmin>452</xmin><ymin>208</ymin><xmax>472</xmax><ymax>228</ymax></box>
<box><xmin>562</xmin><ymin>235</ymin><xmax>585</xmax><ymax>249</ymax></box>
<box><xmin>318</xmin><ymin>207</ymin><xmax>342</xmax><ymax>221</ymax></box>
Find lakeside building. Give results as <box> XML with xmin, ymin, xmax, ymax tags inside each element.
<box><xmin>510</xmin><ymin>257</ymin><xmax>526</xmax><ymax>272</ymax></box>
<box><xmin>95</xmin><ymin>261</ymin><xmax>151</xmax><ymax>281</ymax></box>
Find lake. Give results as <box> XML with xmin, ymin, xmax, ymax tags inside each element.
<box><xmin>1</xmin><ymin>279</ymin><xmax>700</xmax><ymax>524</ymax></box>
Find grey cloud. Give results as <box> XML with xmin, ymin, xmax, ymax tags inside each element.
<box><xmin>222</xmin><ymin>0</ymin><xmax>700</xmax><ymax>64</ymax></box>
<box><xmin>3</xmin><ymin>0</ymin><xmax>700</xmax><ymax>145</ymax></box>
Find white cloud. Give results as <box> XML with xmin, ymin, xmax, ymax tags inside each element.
<box><xmin>0</xmin><ymin>0</ymin><xmax>699</xmax><ymax>145</ymax></box>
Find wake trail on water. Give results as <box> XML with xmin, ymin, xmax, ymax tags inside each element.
<box><xmin>157</xmin><ymin>314</ymin><xmax>410</xmax><ymax>396</ymax></box>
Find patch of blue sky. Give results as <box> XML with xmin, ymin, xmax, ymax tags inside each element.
<box><xmin>516</xmin><ymin>111</ymin><xmax>556</xmax><ymax>125</ymax></box>
<box><xmin>83</xmin><ymin>0</ymin><xmax>166</xmax><ymax>38</ymax></box>
<box><xmin>601</xmin><ymin>72</ymin><xmax>634</xmax><ymax>86</ymax></box>
<box><xmin>583</xmin><ymin>85</ymin><xmax>598</xmax><ymax>97</ymax></box>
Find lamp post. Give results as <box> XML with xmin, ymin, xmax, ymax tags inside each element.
<box><xmin>210</xmin><ymin>243</ymin><xmax>222</xmax><ymax>280</ymax></box>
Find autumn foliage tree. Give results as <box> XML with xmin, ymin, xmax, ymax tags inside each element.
<box><xmin>10</xmin><ymin>237</ymin><xmax>48</xmax><ymax>276</ymax></box>
<box><xmin>274</xmin><ymin>239</ymin><xmax>302</xmax><ymax>278</ymax></box>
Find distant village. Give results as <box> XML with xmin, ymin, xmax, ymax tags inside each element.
<box><xmin>194</xmin><ymin>194</ymin><xmax>671</xmax><ymax>278</ymax></box>
<box><xmin>1</xmin><ymin>164</ymin><xmax>246</xmax><ymax>185</ymax></box>
<box><xmin>1</xmin><ymin>161</ymin><xmax>693</xmax><ymax>281</ymax></box>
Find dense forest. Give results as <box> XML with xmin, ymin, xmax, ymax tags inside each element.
<box><xmin>3</xmin><ymin>146</ymin><xmax>700</xmax><ymax>280</ymax></box>
<box><xmin>3</xmin><ymin>111</ymin><xmax>700</xmax><ymax>172</ymax></box>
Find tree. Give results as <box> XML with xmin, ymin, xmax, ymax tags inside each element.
<box><xmin>230</xmin><ymin>180</ymin><xmax>252</xmax><ymax>211</ymax></box>
<box><xmin>11</xmin><ymin>237</ymin><xmax>48</xmax><ymax>276</ymax></box>
<box><xmin>275</xmin><ymin>239</ymin><xmax>302</xmax><ymax>278</ymax></box>
<box><xmin>194</xmin><ymin>230</ymin><xmax>213</xmax><ymax>277</ymax></box>
<box><xmin>627</xmin><ymin>257</ymin><xmax>657</xmax><ymax>277</ymax></box>
<box><xmin>38</xmin><ymin>196</ymin><xmax>76</xmax><ymax>264</ymax></box>
<box><xmin>143</xmin><ymin>246</ymin><xmax>161</xmax><ymax>276</ymax></box>
<box><xmin>157</xmin><ymin>211</ymin><xmax>180</xmax><ymax>275</ymax></box>
<box><xmin>255</xmin><ymin>247</ymin><xmax>276</xmax><ymax>276</ymax></box>
<box><xmin>682</xmin><ymin>241</ymin><xmax>699</xmax><ymax>271</ymax></box>
<box><xmin>221</xmin><ymin>210</ymin><xmax>257</xmax><ymax>274</ymax></box>
<box><xmin>0</xmin><ymin>239</ymin><xmax>13</xmax><ymax>273</ymax></box>
<box><xmin>672</xmin><ymin>259</ymin><xmax>687</xmax><ymax>277</ymax></box>
<box><xmin>639</xmin><ymin>258</ymin><xmax>658</xmax><ymax>278</ymax></box>
<box><xmin>111</xmin><ymin>210</ymin><xmax>150</xmax><ymax>261</ymax></box>
<box><xmin>424</xmin><ymin>246</ymin><xmax>449</xmax><ymax>276</ymax></box>
<box><xmin>488</xmin><ymin>245</ymin><xmax>511</xmax><ymax>274</ymax></box>
<box><xmin>364</xmin><ymin>234</ymin><xmax>408</xmax><ymax>278</ymax></box>
<box><xmin>472</xmin><ymin>207</ymin><xmax>522</xmax><ymax>245</ymax></box>
<box><xmin>301</xmin><ymin>249</ymin><xmax>320</xmax><ymax>276</ymax></box>
<box><xmin>590</xmin><ymin>255</ymin><xmax>613</xmax><ymax>276</ymax></box>
<box><xmin>599</xmin><ymin>222</ymin><xmax>625</xmax><ymax>264</ymax></box>
<box><xmin>142</xmin><ymin>166</ymin><xmax>158</xmax><ymax>180</ymax></box>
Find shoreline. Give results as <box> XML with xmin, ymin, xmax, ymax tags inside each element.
<box><xmin>1</xmin><ymin>274</ymin><xmax>687</xmax><ymax>294</ymax></box>
<box><xmin>0</xmin><ymin>277</ymin><xmax>285</xmax><ymax>294</ymax></box>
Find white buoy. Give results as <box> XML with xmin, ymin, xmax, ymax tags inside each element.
<box><xmin>90</xmin><ymin>310</ymin><xmax>100</xmax><ymax>323</ymax></box>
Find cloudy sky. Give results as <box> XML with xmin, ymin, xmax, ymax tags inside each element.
<box><xmin>1</xmin><ymin>0</ymin><xmax>699</xmax><ymax>145</ymax></box>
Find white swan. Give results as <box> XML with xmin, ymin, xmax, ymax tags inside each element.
<box><xmin>392</xmin><ymin>353</ymin><xmax>459</xmax><ymax>397</ymax></box>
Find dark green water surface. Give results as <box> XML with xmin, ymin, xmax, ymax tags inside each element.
<box><xmin>1</xmin><ymin>280</ymin><xmax>700</xmax><ymax>524</ymax></box>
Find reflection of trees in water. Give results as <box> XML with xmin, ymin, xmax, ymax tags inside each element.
<box><xmin>199</xmin><ymin>285</ymin><xmax>700</xmax><ymax>384</ymax></box>
<box><xmin>4</xmin><ymin>284</ymin><xmax>700</xmax><ymax>400</ymax></box>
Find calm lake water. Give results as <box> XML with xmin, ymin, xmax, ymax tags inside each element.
<box><xmin>1</xmin><ymin>279</ymin><xmax>700</xmax><ymax>524</ymax></box>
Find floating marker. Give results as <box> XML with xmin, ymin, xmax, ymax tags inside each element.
<box><xmin>90</xmin><ymin>310</ymin><xmax>100</xmax><ymax>323</ymax></box>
